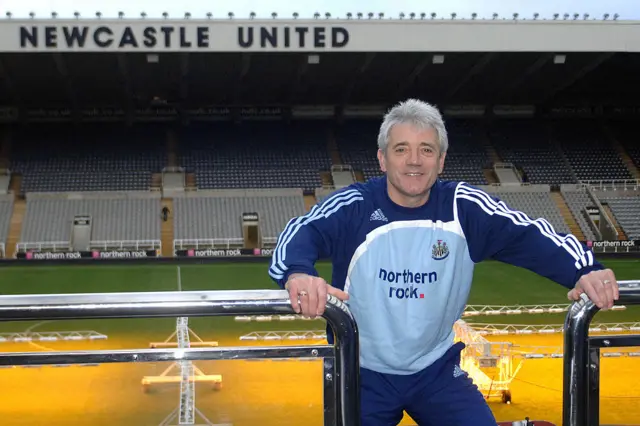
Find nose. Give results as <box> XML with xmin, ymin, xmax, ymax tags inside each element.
<box><xmin>407</xmin><ymin>148</ymin><xmax>422</xmax><ymax>165</ymax></box>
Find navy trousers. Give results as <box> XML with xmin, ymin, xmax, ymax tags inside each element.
<box><xmin>360</xmin><ymin>342</ymin><xmax>497</xmax><ymax>426</ymax></box>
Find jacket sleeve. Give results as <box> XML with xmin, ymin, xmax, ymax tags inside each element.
<box><xmin>268</xmin><ymin>187</ymin><xmax>363</xmax><ymax>288</ymax></box>
<box><xmin>455</xmin><ymin>182</ymin><xmax>603</xmax><ymax>289</ymax></box>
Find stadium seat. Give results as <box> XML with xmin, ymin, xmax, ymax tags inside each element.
<box><xmin>9</xmin><ymin>123</ymin><xmax>166</xmax><ymax>193</ymax></box>
<box><xmin>178</xmin><ymin>121</ymin><xmax>332</xmax><ymax>191</ymax></box>
<box><xmin>489</xmin><ymin>119</ymin><xmax>576</xmax><ymax>185</ymax></box>
<box><xmin>20</xmin><ymin>197</ymin><xmax>161</xmax><ymax>244</ymax></box>
<box><xmin>559</xmin><ymin>189</ymin><xmax>599</xmax><ymax>241</ymax></box>
<box><xmin>336</xmin><ymin>118</ymin><xmax>490</xmax><ymax>185</ymax></box>
<box><xmin>550</xmin><ymin>120</ymin><xmax>633</xmax><ymax>182</ymax></box>
<box><xmin>486</xmin><ymin>189</ymin><xmax>571</xmax><ymax>235</ymax></box>
<box><xmin>608</xmin><ymin>120</ymin><xmax>640</xmax><ymax>170</ymax></box>
<box><xmin>599</xmin><ymin>194</ymin><xmax>640</xmax><ymax>240</ymax></box>
<box><xmin>173</xmin><ymin>191</ymin><xmax>306</xmax><ymax>243</ymax></box>
<box><xmin>0</xmin><ymin>195</ymin><xmax>14</xmax><ymax>248</ymax></box>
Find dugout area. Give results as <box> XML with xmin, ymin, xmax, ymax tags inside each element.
<box><xmin>0</xmin><ymin>259</ymin><xmax>637</xmax><ymax>426</ymax></box>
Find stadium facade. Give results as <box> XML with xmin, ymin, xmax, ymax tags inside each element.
<box><xmin>0</xmin><ymin>13</ymin><xmax>639</xmax><ymax>426</ymax></box>
<box><xmin>0</xmin><ymin>15</ymin><xmax>638</xmax><ymax>260</ymax></box>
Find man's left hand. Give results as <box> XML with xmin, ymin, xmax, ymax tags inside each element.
<box><xmin>568</xmin><ymin>268</ymin><xmax>619</xmax><ymax>310</ymax></box>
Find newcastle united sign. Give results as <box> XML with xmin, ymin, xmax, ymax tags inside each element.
<box><xmin>1</xmin><ymin>19</ymin><xmax>639</xmax><ymax>53</ymax></box>
<box><xmin>8</xmin><ymin>22</ymin><xmax>350</xmax><ymax>52</ymax></box>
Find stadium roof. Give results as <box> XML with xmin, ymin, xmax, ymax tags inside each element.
<box><xmin>0</xmin><ymin>18</ymin><xmax>639</xmax><ymax>120</ymax></box>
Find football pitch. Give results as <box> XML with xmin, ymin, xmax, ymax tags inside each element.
<box><xmin>0</xmin><ymin>259</ymin><xmax>638</xmax><ymax>425</ymax></box>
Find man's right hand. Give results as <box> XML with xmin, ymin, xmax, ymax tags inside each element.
<box><xmin>285</xmin><ymin>273</ymin><xmax>349</xmax><ymax>318</ymax></box>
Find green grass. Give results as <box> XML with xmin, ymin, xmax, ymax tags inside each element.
<box><xmin>0</xmin><ymin>259</ymin><xmax>637</xmax><ymax>426</ymax></box>
<box><xmin>0</xmin><ymin>259</ymin><xmax>637</xmax><ymax>337</ymax></box>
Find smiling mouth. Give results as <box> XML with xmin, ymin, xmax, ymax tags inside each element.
<box><xmin>405</xmin><ymin>173</ymin><xmax>423</xmax><ymax>176</ymax></box>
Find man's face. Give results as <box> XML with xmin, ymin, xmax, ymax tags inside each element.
<box><xmin>377</xmin><ymin>123</ymin><xmax>445</xmax><ymax>207</ymax></box>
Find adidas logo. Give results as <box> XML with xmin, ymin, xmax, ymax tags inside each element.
<box><xmin>370</xmin><ymin>209</ymin><xmax>388</xmax><ymax>222</ymax></box>
<box><xmin>453</xmin><ymin>365</ymin><xmax>466</xmax><ymax>378</ymax></box>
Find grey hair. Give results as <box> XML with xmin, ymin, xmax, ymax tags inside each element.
<box><xmin>377</xmin><ymin>99</ymin><xmax>448</xmax><ymax>155</ymax></box>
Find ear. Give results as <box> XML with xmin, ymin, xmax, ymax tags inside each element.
<box><xmin>438</xmin><ymin>151</ymin><xmax>446</xmax><ymax>174</ymax></box>
<box><xmin>377</xmin><ymin>149</ymin><xmax>387</xmax><ymax>172</ymax></box>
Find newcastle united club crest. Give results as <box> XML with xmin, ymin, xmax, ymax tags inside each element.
<box><xmin>432</xmin><ymin>240</ymin><xmax>449</xmax><ymax>260</ymax></box>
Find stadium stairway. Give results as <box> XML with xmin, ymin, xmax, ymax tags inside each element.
<box><xmin>0</xmin><ymin>129</ymin><xmax>10</xmax><ymax>169</ymax></box>
<box><xmin>612</xmin><ymin>140</ymin><xmax>640</xmax><ymax>179</ymax></box>
<box><xmin>483</xmin><ymin>168</ymin><xmax>499</xmax><ymax>184</ymax></box>
<box><xmin>484</xmin><ymin>143</ymin><xmax>502</xmax><ymax>164</ymax></box>
<box><xmin>601</xmin><ymin>122</ymin><xmax>640</xmax><ymax>179</ymax></box>
<box><xmin>185</xmin><ymin>173</ymin><xmax>197</xmax><ymax>191</ymax></box>
<box><xmin>320</xmin><ymin>171</ymin><xmax>334</xmax><ymax>188</ymax></box>
<box><xmin>6</xmin><ymin>197</ymin><xmax>25</xmax><ymax>258</ymax></box>
<box><xmin>602</xmin><ymin>203</ymin><xmax>627</xmax><ymax>240</ymax></box>
<box><xmin>151</xmin><ymin>173</ymin><xmax>162</xmax><ymax>191</ymax></box>
<box><xmin>167</xmin><ymin>129</ymin><xmax>178</xmax><ymax>168</ymax></box>
<box><xmin>552</xmin><ymin>192</ymin><xmax>586</xmax><ymax>241</ymax></box>
<box><xmin>483</xmin><ymin>141</ymin><xmax>503</xmax><ymax>184</ymax></box>
<box><xmin>327</xmin><ymin>128</ymin><xmax>343</xmax><ymax>166</ymax></box>
<box><xmin>160</xmin><ymin>198</ymin><xmax>174</xmax><ymax>257</ymax></box>
<box><xmin>303</xmin><ymin>195</ymin><xmax>316</xmax><ymax>211</ymax></box>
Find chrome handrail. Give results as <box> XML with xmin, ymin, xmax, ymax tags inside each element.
<box><xmin>562</xmin><ymin>280</ymin><xmax>640</xmax><ymax>426</ymax></box>
<box><xmin>0</xmin><ymin>289</ymin><xmax>360</xmax><ymax>426</ymax></box>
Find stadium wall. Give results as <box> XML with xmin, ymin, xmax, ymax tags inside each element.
<box><xmin>0</xmin><ymin>249</ymin><xmax>637</xmax><ymax>267</ymax></box>
<box><xmin>25</xmin><ymin>191</ymin><xmax>161</xmax><ymax>200</ymax></box>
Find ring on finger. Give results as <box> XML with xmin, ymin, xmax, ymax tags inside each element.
<box><xmin>603</xmin><ymin>280</ymin><xmax>611</xmax><ymax>285</ymax></box>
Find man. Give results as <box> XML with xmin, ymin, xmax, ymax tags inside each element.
<box><xmin>268</xmin><ymin>99</ymin><xmax>619</xmax><ymax>426</ymax></box>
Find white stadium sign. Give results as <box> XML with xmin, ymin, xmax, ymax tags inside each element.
<box><xmin>0</xmin><ymin>19</ymin><xmax>639</xmax><ymax>52</ymax></box>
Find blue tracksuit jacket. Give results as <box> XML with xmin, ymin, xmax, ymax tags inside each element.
<box><xmin>268</xmin><ymin>177</ymin><xmax>602</xmax><ymax>375</ymax></box>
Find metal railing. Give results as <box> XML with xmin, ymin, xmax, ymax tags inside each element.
<box><xmin>89</xmin><ymin>239</ymin><xmax>162</xmax><ymax>251</ymax></box>
<box><xmin>0</xmin><ymin>289</ymin><xmax>360</xmax><ymax>426</ymax></box>
<box><xmin>584</xmin><ymin>184</ymin><xmax>618</xmax><ymax>241</ymax></box>
<box><xmin>262</xmin><ymin>236</ymin><xmax>278</xmax><ymax>247</ymax></box>
<box><xmin>173</xmin><ymin>238</ymin><xmax>245</xmax><ymax>251</ymax></box>
<box><xmin>580</xmin><ymin>179</ymin><xmax>640</xmax><ymax>191</ymax></box>
<box><xmin>15</xmin><ymin>240</ymin><xmax>162</xmax><ymax>253</ymax></box>
<box><xmin>15</xmin><ymin>241</ymin><xmax>72</xmax><ymax>253</ymax></box>
<box><xmin>563</xmin><ymin>280</ymin><xmax>640</xmax><ymax>426</ymax></box>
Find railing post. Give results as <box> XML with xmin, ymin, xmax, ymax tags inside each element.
<box><xmin>562</xmin><ymin>280</ymin><xmax>640</xmax><ymax>426</ymax></box>
<box><xmin>587</xmin><ymin>346</ymin><xmax>600</xmax><ymax>426</ymax></box>
<box><xmin>0</xmin><ymin>290</ymin><xmax>360</xmax><ymax>426</ymax></box>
